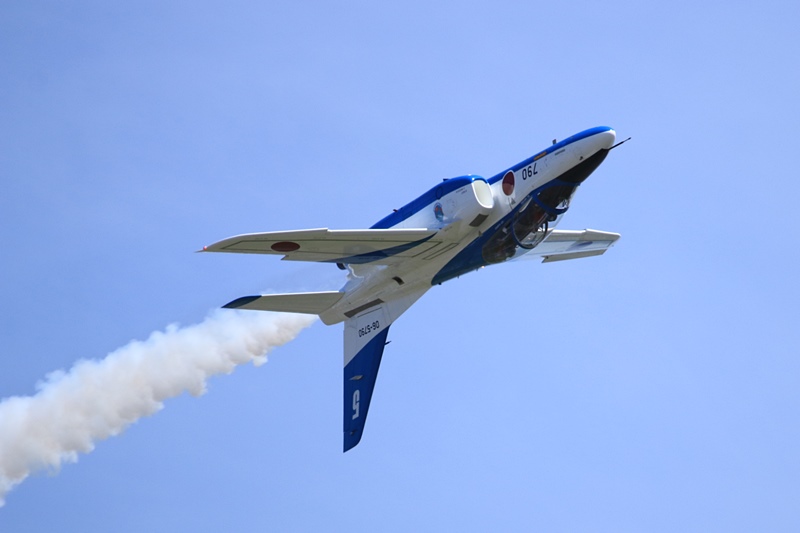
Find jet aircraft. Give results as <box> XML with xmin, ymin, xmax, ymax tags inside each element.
<box><xmin>203</xmin><ymin>126</ymin><xmax>624</xmax><ymax>451</ymax></box>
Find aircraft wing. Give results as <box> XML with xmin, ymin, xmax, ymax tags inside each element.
<box><xmin>517</xmin><ymin>229</ymin><xmax>620</xmax><ymax>263</ymax></box>
<box><xmin>203</xmin><ymin>228</ymin><xmax>443</xmax><ymax>265</ymax></box>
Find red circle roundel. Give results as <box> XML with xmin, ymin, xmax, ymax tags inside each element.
<box><xmin>271</xmin><ymin>241</ymin><xmax>300</xmax><ymax>252</ymax></box>
<box><xmin>502</xmin><ymin>170</ymin><xmax>515</xmax><ymax>196</ymax></box>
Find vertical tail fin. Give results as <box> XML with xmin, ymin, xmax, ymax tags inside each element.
<box><xmin>341</xmin><ymin>288</ymin><xmax>428</xmax><ymax>452</ymax></box>
<box><xmin>343</xmin><ymin>316</ymin><xmax>391</xmax><ymax>452</ymax></box>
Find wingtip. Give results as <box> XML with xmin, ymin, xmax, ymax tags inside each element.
<box><xmin>222</xmin><ymin>295</ymin><xmax>261</xmax><ymax>309</ymax></box>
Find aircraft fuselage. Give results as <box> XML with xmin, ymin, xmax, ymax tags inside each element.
<box><xmin>319</xmin><ymin>126</ymin><xmax>617</xmax><ymax>325</ymax></box>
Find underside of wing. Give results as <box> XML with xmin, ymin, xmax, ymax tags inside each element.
<box><xmin>203</xmin><ymin>228</ymin><xmax>442</xmax><ymax>265</ymax></box>
<box><xmin>516</xmin><ymin>229</ymin><xmax>620</xmax><ymax>262</ymax></box>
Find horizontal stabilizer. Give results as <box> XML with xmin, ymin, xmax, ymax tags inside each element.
<box><xmin>203</xmin><ymin>228</ymin><xmax>441</xmax><ymax>265</ymax></box>
<box><xmin>223</xmin><ymin>291</ymin><xmax>344</xmax><ymax>315</ymax></box>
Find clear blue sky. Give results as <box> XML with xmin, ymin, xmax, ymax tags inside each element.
<box><xmin>2</xmin><ymin>1</ymin><xmax>799</xmax><ymax>531</ymax></box>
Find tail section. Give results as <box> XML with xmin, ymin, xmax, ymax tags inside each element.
<box><xmin>341</xmin><ymin>288</ymin><xmax>428</xmax><ymax>452</ymax></box>
<box><xmin>343</xmin><ymin>305</ymin><xmax>391</xmax><ymax>452</ymax></box>
<box><xmin>224</xmin><ymin>285</ymin><xmax>429</xmax><ymax>452</ymax></box>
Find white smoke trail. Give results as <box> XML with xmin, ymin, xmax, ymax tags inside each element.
<box><xmin>0</xmin><ymin>309</ymin><xmax>317</xmax><ymax>506</ymax></box>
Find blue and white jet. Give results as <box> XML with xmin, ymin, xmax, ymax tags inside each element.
<box><xmin>204</xmin><ymin>126</ymin><xmax>624</xmax><ymax>452</ymax></box>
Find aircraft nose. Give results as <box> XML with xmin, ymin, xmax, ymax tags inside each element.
<box><xmin>594</xmin><ymin>128</ymin><xmax>616</xmax><ymax>151</ymax></box>
<box><xmin>571</xmin><ymin>127</ymin><xmax>615</xmax><ymax>162</ymax></box>
<box><xmin>558</xmin><ymin>127</ymin><xmax>616</xmax><ymax>184</ymax></box>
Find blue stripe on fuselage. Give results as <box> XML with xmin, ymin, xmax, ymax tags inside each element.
<box><xmin>370</xmin><ymin>175</ymin><xmax>482</xmax><ymax>229</ymax></box>
<box><xmin>486</xmin><ymin>126</ymin><xmax>613</xmax><ymax>185</ymax></box>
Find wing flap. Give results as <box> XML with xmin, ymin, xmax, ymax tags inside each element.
<box><xmin>541</xmin><ymin>249</ymin><xmax>607</xmax><ymax>263</ymax></box>
<box><xmin>203</xmin><ymin>228</ymin><xmax>441</xmax><ymax>264</ymax></box>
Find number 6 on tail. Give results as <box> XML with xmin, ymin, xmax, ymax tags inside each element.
<box><xmin>352</xmin><ymin>389</ymin><xmax>360</xmax><ymax>419</ymax></box>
